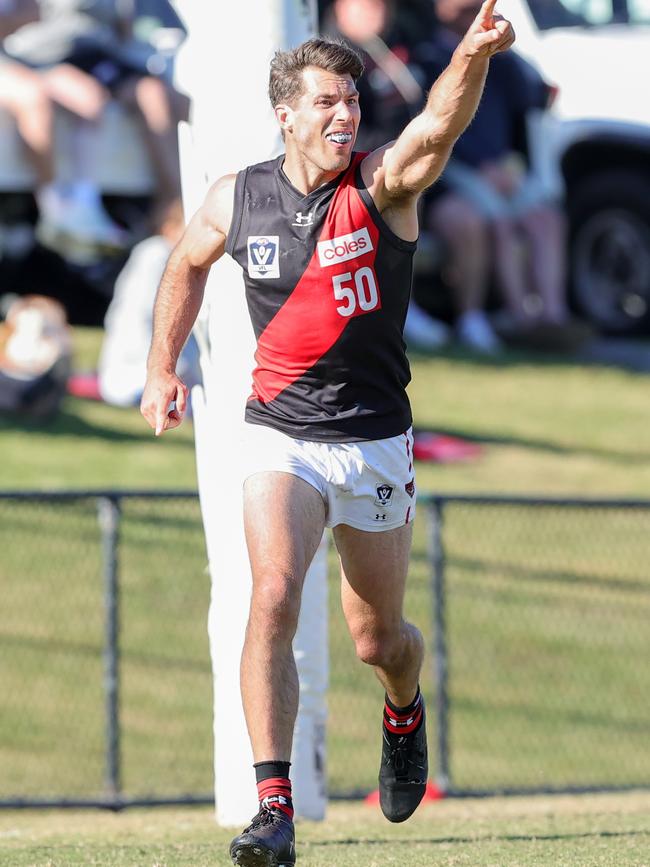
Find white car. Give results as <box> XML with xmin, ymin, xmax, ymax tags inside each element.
<box><xmin>498</xmin><ymin>0</ymin><xmax>650</xmax><ymax>333</ymax></box>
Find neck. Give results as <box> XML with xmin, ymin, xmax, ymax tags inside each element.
<box><xmin>282</xmin><ymin>148</ymin><xmax>350</xmax><ymax>195</ymax></box>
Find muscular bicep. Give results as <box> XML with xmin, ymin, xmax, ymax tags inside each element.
<box><xmin>379</xmin><ymin>114</ymin><xmax>454</xmax><ymax>200</ymax></box>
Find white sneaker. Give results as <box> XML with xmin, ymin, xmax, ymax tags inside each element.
<box><xmin>37</xmin><ymin>199</ymin><xmax>129</xmax><ymax>263</ymax></box>
<box><xmin>456</xmin><ymin>310</ymin><xmax>502</xmax><ymax>354</ymax></box>
<box><xmin>404</xmin><ymin>302</ymin><xmax>450</xmax><ymax>351</ymax></box>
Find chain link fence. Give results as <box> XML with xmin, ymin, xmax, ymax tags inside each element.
<box><xmin>1</xmin><ymin>491</ymin><xmax>649</xmax><ymax>807</ymax></box>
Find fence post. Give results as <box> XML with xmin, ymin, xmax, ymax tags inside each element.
<box><xmin>98</xmin><ymin>496</ymin><xmax>121</xmax><ymax>804</ymax></box>
<box><xmin>430</xmin><ymin>498</ymin><xmax>450</xmax><ymax>793</ymax></box>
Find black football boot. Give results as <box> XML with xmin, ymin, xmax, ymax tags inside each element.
<box><xmin>229</xmin><ymin>806</ymin><xmax>296</xmax><ymax>866</ymax></box>
<box><xmin>379</xmin><ymin>702</ymin><xmax>428</xmax><ymax>823</ymax></box>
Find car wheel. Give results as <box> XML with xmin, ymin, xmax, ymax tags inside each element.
<box><xmin>568</xmin><ymin>170</ymin><xmax>650</xmax><ymax>334</ymax></box>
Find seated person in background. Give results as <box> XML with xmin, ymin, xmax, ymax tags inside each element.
<box><xmin>6</xmin><ymin>0</ymin><xmax>189</xmax><ymax>248</ymax></box>
<box><xmin>98</xmin><ymin>199</ymin><xmax>199</xmax><ymax>407</ymax></box>
<box><xmin>421</xmin><ymin>0</ymin><xmax>580</xmax><ymax>352</ymax></box>
<box><xmin>0</xmin><ymin>0</ymin><xmax>83</xmax><ymax>245</ymax></box>
<box><xmin>324</xmin><ymin>0</ymin><xmax>452</xmax><ymax>351</ymax></box>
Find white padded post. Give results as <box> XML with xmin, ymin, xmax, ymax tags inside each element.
<box><xmin>175</xmin><ymin>0</ymin><xmax>328</xmax><ymax>827</ymax></box>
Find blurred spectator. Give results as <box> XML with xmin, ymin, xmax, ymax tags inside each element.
<box><xmin>325</xmin><ymin>0</ymin><xmax>452</xmax><ymax>350</ymax></box>
<box><xmin>98</xmin><ymin>198</ymin><xmax>199</xmax><ymax>407</ymax></box>
<box><xmin>421</xmin><ymin>0</ymin><xmax>581</xmax><ymax>352</ymax></box>
<box><xmin>0</xmin><ymin>293</ymin><xmax>72</xmax><ymax>418</ymax></box>
<box><xmin>0</xmin><ymin>1</ymin><xmax>98</xmax><ymax>251</ymax></box>
<box><xmin>6</xmin><ymin>0</ymin><xmax>189</xmax><ymax>248</ymax></box>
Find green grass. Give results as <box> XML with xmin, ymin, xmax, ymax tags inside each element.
<box><xmin>2</xmin><ymin>330</ymin><xmax>650</xmax><ymax>494</ymax></box>
<box><xmin>2</xmin><ymin>329</ymin><xmax>650</xmax><ymax>802</ymax></box>
<box><xmin>1</xmin><ymin>794</ymin><xmax>650</xmax><ymax>865</ymax></box>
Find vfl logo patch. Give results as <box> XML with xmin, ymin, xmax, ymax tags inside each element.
<box><xmin>405</xmin><ymin>479</ymin><xmax>415</xmax><ymax>498</ymax></box>
<box><xmin>317</xmin><ymin>227</ymin><xmax>373</xmax><ymax>268</ymax></box>
<box><xmin>375</xmin><ymin>484</ymin><xmax>394</xmax><ymax>508</ymax></box>
<box><xmin>247</xmin><ymin>236</ymin><xmax>280</xmax><ymax>279</ymax></box>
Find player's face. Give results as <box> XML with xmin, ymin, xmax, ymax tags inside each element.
<box><xmin>285</xmin><ymin>67</ymin><xmax>360</xmax><ymax>175</ymax></box>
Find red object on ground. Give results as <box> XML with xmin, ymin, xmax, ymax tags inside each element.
<box><xmin>364</xmin><ymin>781</ymin><xmax>446</xmax><ymax>806</ymax></box>
<box><xmin>67</xmin><ymin>372</ymin><xmax>102</xmax><ymax>401</ymax></box>
<box><xmin>412</xmin><ymin>432</ymin><xmax>484</xmax><ymax>463</ymax></box>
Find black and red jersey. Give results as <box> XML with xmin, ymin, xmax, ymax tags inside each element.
<box><xmin>225</xmin><ymin>152</ymin><xmax>415</xmax><ymax>442</ymax></box>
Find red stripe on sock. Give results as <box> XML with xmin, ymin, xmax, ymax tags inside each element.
<box><xmin>384</xmin><ymin>703</ymin><xmax>423</xmax><ymax>735</ymax></box>
<box><xmin>384</xmin><ymin>696</ymin><xmax>421</xmax><ymax>722</ymax></box>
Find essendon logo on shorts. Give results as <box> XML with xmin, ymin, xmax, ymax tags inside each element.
<box><xmin>317</xmin><ymin>227</ymin><xmax>373</xmax><ymax>267</ymax></box>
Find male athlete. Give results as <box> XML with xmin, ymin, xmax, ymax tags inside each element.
<box><xmin>141</xmin><ymin>3</ymin><xmax>514</xmax><ymax>864</ymax></box>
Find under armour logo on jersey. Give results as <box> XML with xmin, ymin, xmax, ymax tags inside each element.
<box><xmin>292</xmin><ymin>210</ymin><xmax>314</xmax><ymax>227</ymax></box>
<box><xmin>247</xmin><ymin>236</ymin><xmax>280</xmax><ymax>279</ymax></box>
<box><xmin>375</xmin><ymin>513</ymin><xmax>387</xmax><ymax>521</ymax></box>
<box><xmin>375</xmin><ymin>484</ymin><xmax>394</xmax><ymax>507</ymax></box>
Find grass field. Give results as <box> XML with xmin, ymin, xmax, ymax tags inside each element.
<box><xmin>2</xmin><ymin>793</ymin><xmax>650</xmax><ymax>866</ymax></box>
<box><xmin>2</xmin><ymin>330</ymin><xmax>650</xmax><ymax>842</ymax></box>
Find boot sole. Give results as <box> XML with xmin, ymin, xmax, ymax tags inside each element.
<box><xmin>230</xmin><ymin>842</ymin><xmax>294</xmax><ymax>867</ymax></box>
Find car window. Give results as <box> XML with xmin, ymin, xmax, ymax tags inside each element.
<box><xmin>527</xmin><ymin>0</ymin><xmax>650</xmax><ymax>27</ymax></box>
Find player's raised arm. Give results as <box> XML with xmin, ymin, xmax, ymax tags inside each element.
<box><xmin>140</xmin><ymin>174</ymin><xmax>235</xmax><ymax>436</ymax></box>
<box><xmin>368</xmin><ymin>0</ymin><xmax>515</xmax><ymax>205</ymax></box>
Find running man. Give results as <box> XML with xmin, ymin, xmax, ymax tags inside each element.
<box><xmin>141</xmin><ymin>3</ymin><xmax>514</xmax><ymax>864</ymax></box>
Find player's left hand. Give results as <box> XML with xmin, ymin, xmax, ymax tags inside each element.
<box><xmin>460</xmin><ymin>0</ymin><xmax>515</xmax><ymax>58</ymax></box>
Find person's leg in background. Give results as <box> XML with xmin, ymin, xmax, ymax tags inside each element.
<box><xmin>519</xmin><ymin>202</ymin><xmax>569</xmax><ymax>324</ymax></box>
<box><xmin>116</xmin><ymin>75</ymin><xmax>190</xmax><ymax>204</ymax></box>
<box><xmin>40</xmin><ymin>62</ymin><xmax>127</xmax><ymax>250</ymax></box>
<box><xmin>0</xmin><ymin>59</ymin><xmax>72</xmax><ymax>233</ymax></box>
<box><xmin>427</xmin><ymin>191</ymin><xmax>501</xmax><ymax>353</ymax></box>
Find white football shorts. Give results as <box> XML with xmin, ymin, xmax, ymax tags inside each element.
<box><xmin>241</xmin><ymin>423</ymin><xmax>416</xmax><ymax>532</ymax></box>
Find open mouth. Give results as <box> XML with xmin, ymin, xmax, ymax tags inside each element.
<box><xmin>326</xmin><ymin>132</ymin><xmax>353</xmax><ymax>146</ymax></box>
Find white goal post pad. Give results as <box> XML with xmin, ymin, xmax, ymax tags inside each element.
<box><xmin>175</xmin><ymin>0</ymin><xmax>328</xmax><ymax>826</ymax></box>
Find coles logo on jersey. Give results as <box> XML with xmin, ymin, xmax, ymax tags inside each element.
<box><xmin>247</xmin><ymin>236</ymin><xmax>280</xmax><ymax>279</ymax></box>
<box><xmin>317</xmin><ymin>227</ymin><xmax>373</xmax><ymax>268</ymax></box>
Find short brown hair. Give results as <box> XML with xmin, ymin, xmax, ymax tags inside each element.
<box><xmin>268</xmin><ymin>37</ymin><xmax>364</xmax><ymax>108</ymax></box>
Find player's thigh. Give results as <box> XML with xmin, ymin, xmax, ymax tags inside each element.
<box><xmin>243</xmin><ymin>471</ymin><xmax>326</xmax><ymax>588</ymax></box>
<box><xmin>333</xmin><ymin>522</ymin><xmax>413</xmax><ymax>637</ymax></box>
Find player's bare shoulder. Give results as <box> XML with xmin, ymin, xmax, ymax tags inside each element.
<box><xmin>201</xmin><ymin>173</ymin><xmax>238</xmax><ymax>240</ymax></box>
<box><xmin>360</xmin><ymin>144</ymin><xmax>419</xmax><ymax>242</ymax></box>
<box><xmin>182</xmin><ymin>173</ymin><xmax>237</xmax><ymax>270</ymax></box>
<box><xmin>359</xmin><ymin>143</ymin><xmax>395</xmax><ymax>206</ymax></box>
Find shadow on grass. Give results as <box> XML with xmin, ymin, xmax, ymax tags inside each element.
<box><xmin>450</xmin><ymin>556</ymin><xmax>650</xmax><ymax>596</ymax></box>
<box><xmin>413</xmin><ymin>424</ymin><xmax>650</xmax><ymax>464</ymax></box>
<box><xmin>0</xmin><ymin>409</ymin><xmax>162</xmax><ymax>445</ymax></box>
<box><xmin>409</xmin><ymin>341</ymin><xmax>650</xmax><ymax>376</ymax></box>
<box><xmin>0</xmin><ymin>631</ymin><xmax>210</xmax><ymax>673</ymax></box>
<box><xmin>454</xmin><ymin>694</ymin><xmax>650</xmax><ymax>737</ymax></box>
<box><xmin>308</xmin><ymin>828</ymin><xmax>650</xmax><ymax>848</ymax></box>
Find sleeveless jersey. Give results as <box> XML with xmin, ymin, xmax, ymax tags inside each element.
<box><xmin>225</xmin><ymin>152</ymin><xmax>416</xmax><ymax>442</ymax></box>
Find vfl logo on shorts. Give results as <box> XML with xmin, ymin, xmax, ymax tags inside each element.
<box><xmin>375</xmin><ymin>484</ymin><xmax>394</xmax><ymax>508</ymax></box>
<box><xmin>248</xmin><ymin>236</ymin><xmax>280</xmax><ymax>279</ymax></box>
<box><xmin>317</xmin><ymin>227</ymin><xmax>373</xmax><ymax>268</ymax></box>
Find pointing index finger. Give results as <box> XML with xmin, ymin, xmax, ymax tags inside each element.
<box><xmin>477</xmin><ymin>0</ymin><xmax>497</xmax><ymax>24</ymax></box>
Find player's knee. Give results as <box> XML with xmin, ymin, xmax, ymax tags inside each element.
<box><xmin>250</xmin><ymin>575</ymin><xmax>301</xmax><ymax>639</ymax></box>
<box><xmin>352</xmin><ymin>626</ymin><xmax>400</xmax><ymax>669</ymax></box>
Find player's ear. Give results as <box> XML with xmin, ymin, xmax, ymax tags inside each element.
<box><xmin>275</xmin><ymin>103</ymin><xmax>294</xmax><ymax>135</ymax></box>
